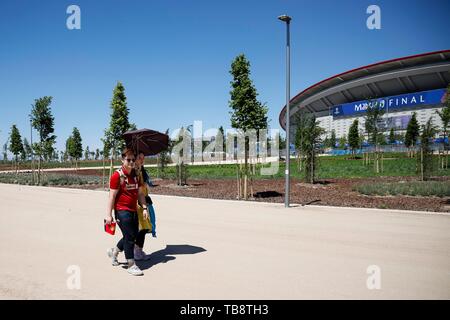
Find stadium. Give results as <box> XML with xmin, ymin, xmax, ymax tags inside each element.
<box><xmin>279</xmin><ymin>50</ymin><xmax>450</xmax><ymax>147</ymax></box>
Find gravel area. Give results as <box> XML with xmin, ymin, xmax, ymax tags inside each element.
<box><xmin>49</xmin><ymin>169</ymin><xmax>450</xmax><ymax>213</ymax></box>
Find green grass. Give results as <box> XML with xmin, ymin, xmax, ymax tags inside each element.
<box><xmin>2</xmin><ymin>152</ymin><xmax>450</xmax><ymax>181</ymax></box>
<box><xmin>0</xmin><ymin>158</ymin><xmax>160</xmax><ymax>170</ymax></box>
<box><xmin>146</xmin><ymin>155</ymin><xmax>450</xmax><ymax>180</ymax></box>
<box><xmin>0</xmin><ymin>172</ymin><xmax>101</xmax><ymax>186</ymax></box>
<box><xmin>353</xmin><ymin>180</ymin><xmax>450</xmax><ymax>197</ymax></box>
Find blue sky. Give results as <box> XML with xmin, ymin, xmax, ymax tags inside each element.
<box><xmin>1</xmin><ymin>0</ymin><xmax>449</xmax><ymax>154</ymax></box>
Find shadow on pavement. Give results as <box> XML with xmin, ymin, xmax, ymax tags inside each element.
<box><xmin>136</xmin><ymin>244</ymin><xmax>207</xmax><ymax>270</ymax></box>
<box><xmin>253</xmin><ymin>191</ymin><xmax>282</xmax><ymax>198</ymax></box>
<box><xmin>302</xmin><ymin>199</ymin><xmax>321</xmax><ymax>206</ymax></box>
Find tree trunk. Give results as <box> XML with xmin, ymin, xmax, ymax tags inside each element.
<box><xmin>297</xmin><ymin>152</ymin><xmax>302</xmax><ymax>172</ymax></box>
<box><xmin>445</xmin><ymin>150</ymin><xmax>448</xmax><ymax>169</ymax></box>
<box><xmin>38</xmin><ymin>155</ymin><xmax>41</xmax><ymax>185</ymax></box>
<box><xmin>236</xmin><ymin>163</ymin><xmax>240</xmax><ymax>200</ymax></box>
<box><xmin>31</xmin><ymin>150</ymin><xmax>35</xmax><ymax>185</ymax></box>
<box><xmin>241</xmin><ymin>164</ymin><xmax>245</xmax><ymax>199</ymax></box>
<box><xmin>102</xmin><ymin>156</ymin><xmax>105</xmax><ymax>190</ymax></box>
<box><xmin>239</xmin><ymin>162</ymin><xmax>244</xmax><ymax>199</ymax></box>
<box><xmin>157</xmin><ymin>155</ymin><xmax>160</xmax><ymax>179</ymax></box>
<box><xmin>420</xmin><ymin>148</ymin><xmax>424</xmax><ymax>181</ymax></box>
<box><xmin>109</xmin><ymin>148</ymin><xmax>114</xmax><ymax>181</ymax></box>
<box><xmin>250</xmin><ymin>163</ymin><xmax>255</xmax><ymax>199</ymax></box>
<box><xmin>243</xmin><ymin>140</ymin><xmax>248</xmax><ymax>201</ymax></box>
<box><xmin>374</xmin><ymin>146</ymin><xmax>380</xmax><ymax>174</ymax></box>
<box><xmin>377</xmin><ymin>152</ymin><xmax>380</xmax><ymax>174</ymax></box>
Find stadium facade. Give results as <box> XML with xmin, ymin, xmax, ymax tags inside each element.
<box><xmin>279</xmin><ymin>50</ymin><xmax>450</xmax><ymax>145</ymax></box>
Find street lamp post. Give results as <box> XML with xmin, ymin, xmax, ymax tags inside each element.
<box><xmin>30</xmin><ymin>117</ymin><xmax>35</xmax><ymax>185</ymax></box>
<box><xmin>278</xmin><ymin>14</ymin><xmax>291</xmax><ymax>208</ymax></box>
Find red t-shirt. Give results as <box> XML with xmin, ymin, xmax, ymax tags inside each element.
<box><xmin>109</xmin><ymin>166</ymin><xmax>142</xmax><ymax>212</ymax></box>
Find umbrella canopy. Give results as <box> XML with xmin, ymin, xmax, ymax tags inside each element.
<box><xmin>122</xmin><ymin>128</ymin><xmax>169</xmax><ymax>156</ymax></box>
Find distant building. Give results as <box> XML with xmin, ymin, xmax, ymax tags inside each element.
<box><xmin>279</xmin><ymin>50</ymin><xmax>450</xmax><ymax>143</ymax></box>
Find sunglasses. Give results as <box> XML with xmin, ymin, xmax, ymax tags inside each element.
<box><xmin>125</xmin><ymin>158</ymin><xmax>136</xmax><ymax>162</ymax></box>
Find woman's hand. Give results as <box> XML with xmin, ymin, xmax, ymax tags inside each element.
<box><xmin>105</xmin><ymin>215</ymin><xmax>113</xmax><ymax>225</ymax></box>
<box><xmin>143</xmin><ymin>208</ymin><xmax>149</xmax><ymax>220</ymax></box>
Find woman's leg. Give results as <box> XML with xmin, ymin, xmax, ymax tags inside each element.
<box><xmin>135</xmin><ymin>229</ymin><xmax>147</xmax><ymax>249</ymax></box>
<box><xmin>115</xmin><ymin>210</ymin><xmax>139</xmax><ymax>260</ymax></box>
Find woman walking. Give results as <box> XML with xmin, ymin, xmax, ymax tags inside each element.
<box><xmin>134</xmin><ymin>151</ymin><xmax>156</xmax><ymax>260</ymax></box>
<box><xmin>105</xmin><ymin>148</ymin><xmax>149</xmax><ymax>276</ymax></box>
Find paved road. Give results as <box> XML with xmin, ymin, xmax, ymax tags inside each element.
<box><xmin>0</xmin><ymin>183</ymin><xmax>449</xmax><ymax>299</ymax></box>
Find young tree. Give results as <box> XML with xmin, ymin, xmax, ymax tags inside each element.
<box><xmin>418</xmin><ymin>118</ymin><xmax>437</xmax><ymax>181</ymax></box>
<box><xmin>364</xmin><ymin>99</ymin><xmax>385</xmax><ymax>145</ymax></box>
<box><xmin>377</xmin><ymin>133</ymin><xmax>387</xmax><ymax>145</ymax></box>
<box><xmin>174</xmin><ymin>127</ymin><xmax>189</xmax><ymax>186</ymax></box>
<box><xmin>364</xmin><ymin>98</ymin><xmax>385</xmax><ymax>173</ymax></box>
<box><xmin>338</xmin><ymin>135</ymin><xmax>347</xmax><ymax>149</ymax></box>
<box><xmin>229</xmin><ymin>54</ymin><xmax>268</xmax><ymax>200</ymax></box>
<box><xmin>330</xmin><ymin>130</ymin><xmax>337</xmax><ymax>149</ymax></box>
<box><xmin>84</xmin><ymin>146</ymin><xmax>90</xmax><ymax>161</ymax></box>
<box><xmin>405</xmin><ymin>112</ymin><xmax>420</xmax><ymax>157</ymax></box>
<box><xmin>436</xmin><ymin>84</ymin><xmax>450</xmax><ymax>168</ymax></box>
<box><xmin>299</xmin><ymin>114</ymin><xmax>324</xmax><ymax>184</ymax></box>
<box><xmin>389</xmin><ymin>128</ymin><xmax>396</xmax><ymax>144</ymax></box>
<box><xmin>101</xmin><ymin>137</ymin><xmax>111</xmax><ymax>189</ymax></box>
<box><xmin>104</xmin><ymin>82</ymin><xmax>132</xmax><ymax>178</ymax></box>
<box><xmin>23</xmin><ymin>138</ymin><xmax>32</xmax><ymax>161</ymax></box>
<box><xmin>396</xmin><ymin>132</ymin><xmax>405</xmax><ymax>144</ymax></box>
<box><xmin>67</xmin><ymin>127</ymin><xmax>83</xmax><ymax>169</ymax></box>
<box><xmin>348</xmin><ymin>119</ymin><xmax>360</xmax><ymax>157</ymax></box>
<box><xmin>30</xmin><ymin>96</ymin><xmax>56</xmax><ymax>183</ymax></box>
<box><xmin>101</xmin><ymin>137</ymin><xmax>110</xmax><ymax>160</ymax></box>
<box><xmin>72</xmin><ymin>128</ymin><xmax>83</xmax><ymax>168</ymax></box>
<box><xmin>359</xmin><ymin>129</ymin><xmax>366</xmax><ymax>149</ymax></box>
<box><xmin>9</xmin><ymin>125</ymin><xmax>24</xmax><ymax>173</ymax></box>
<box><xmin>158</xmin><ymin>129</ymin><xmax>171</xmax><ymax>179</ymax></box>
<box><xmin>95</xmin><ymin>148</ymin><xmax>100</xmax><ymax>160</ymax></box>
<box><xmin>52</xmin><ymin>150</ymin><xmax>59</xmax><ymax>162</ymax></box>
<box><xmin>217</xmin><ymin>126</ymin><xmax>225</xmax><ymax>161</ymax></box>
<box><xmin>294</xmin><ymin>110</ymin><xmax>308</xmax><ymax>171</ymax></box>
<box><xmin>323</xmin><ymin>136</ymin><xmax>330</xmax><ymax>150</ymax></box>
<box><xmin>20</xmin><ymin>144</ymin><xmax>27</xmax><ymax>162</ymax></box>
<box><xmin>60</xmin><ymin>150</ymin><xmax>66</xmax><ymax>162</ymax></box>
<box><xmin>65</xmin><ymin>136</ymin><xmax>73</xmax><ymax>163</ymax></box>
<box><xmin>2</xmin><ymin>142</ymin><xmax>7</xmax><ymax>164</ymax></box>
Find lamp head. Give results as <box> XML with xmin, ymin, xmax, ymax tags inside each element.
<box><xmin>278</xmin><ymin>15</ymin><xmax>291</xmax><ymax>23</ymax></box>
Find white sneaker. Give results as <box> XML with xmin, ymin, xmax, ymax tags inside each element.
<box><xmin>127</xmin><ymin>264</ymin><xmax>144</xmax><ymax>276</ymax></box>
<box><xmin>134</xmin><ymin>246</ymin><xmax>150</xmax><ymax>261</ymax></box>
<box><xmin>107</xmin><ymin>248</ymin><xmax>120</xmax><ymax>266</ymax></box>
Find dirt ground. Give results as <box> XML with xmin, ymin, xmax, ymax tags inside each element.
<box><xmin>51</xmin><ymin>169</ymin><xmax>450</xmax><ymax>213</ymax></box>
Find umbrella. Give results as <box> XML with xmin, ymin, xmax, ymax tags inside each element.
<box><xmin>123</xmin><ymin>128</ymin><xmax>169</xmax><ymax>156</ymax></box>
